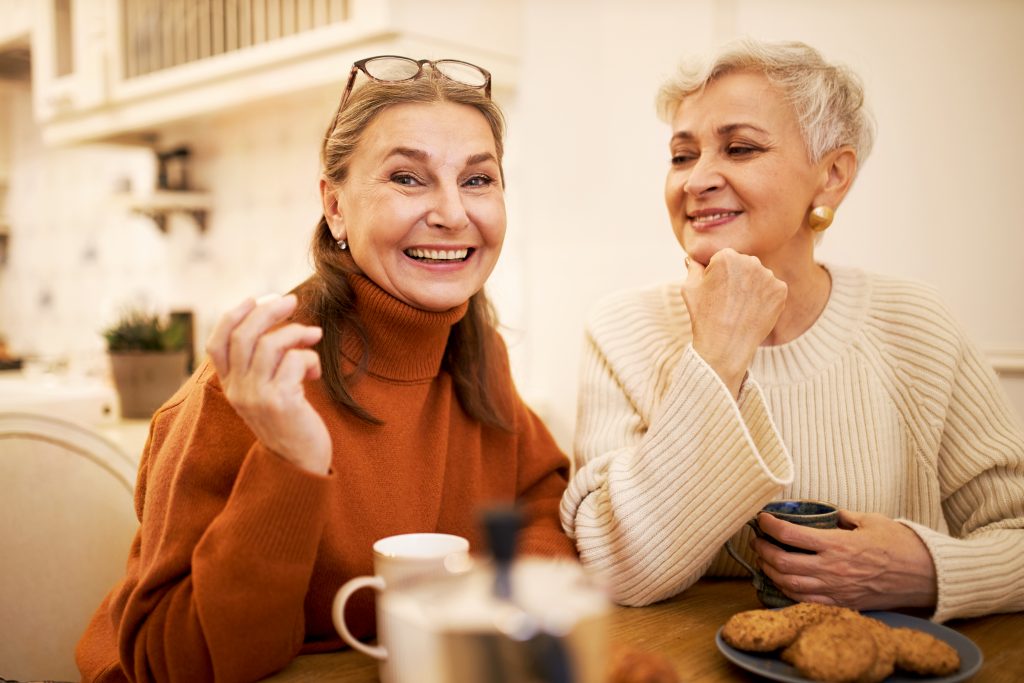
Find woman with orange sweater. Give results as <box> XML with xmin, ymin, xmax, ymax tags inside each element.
<box><xmin>77</xmin><ymin>57</ymin><xmax>574</xmax><ymax>682</ymax></box>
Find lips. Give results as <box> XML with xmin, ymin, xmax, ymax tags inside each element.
<box><xmin>687</xmin><ymin>209</ymin><xmax>742</xmax><ymax>228</ymax></box>
<box><xmin>688</xmin><ymin>210</ymin><xmax>740</xmax><ymax>221</ymax></box>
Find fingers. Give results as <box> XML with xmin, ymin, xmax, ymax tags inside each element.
<box><xmin>274</xmin><ymin>348</ymin><xmax>322</xmax><ymax>391</ymax></box>
<box><xmin>226</xmin><ymin>294</ymin><xmax>299</xmax><ymax>379</ymax></box>
<box><xmin>837</xmin><ymin>508</ymin><xmax>864</xmax><ymax>530</ymax></box>
<box><xmin>206</xmin><ymin>297</ymin><xmax>257</xmax><ymax>378</ymax></box>
<box><xmin>250</xmin><ymin>323</ymin><xmax>323</xmax><ymax>383</ymax></box>
<box><xmin>681</xmin><ymin>253</ymin><xmax>705</xmax><ymax>300</ymax></box>
<box><xmin>685</xmin><ymin>253</ymin><xmax>705</xmax><ymax>278</ymax></box>
<box><xmin>756</xmin><ymin>513</ymin><xmax>830</xmax><ymax>552</ymax></box>
<box><xmin>758</xmin><ymin>560</ymin><xmax>834</xmax><ymax>602</ymax></box>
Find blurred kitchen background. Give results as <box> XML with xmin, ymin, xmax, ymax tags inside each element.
<box><xmin>0</xmin><ymin>0</ymin><xmax>1022</xmax><ymax>454</ymax></box>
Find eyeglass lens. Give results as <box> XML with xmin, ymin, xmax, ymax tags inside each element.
<box><xmin>362</xmin><ymin>57</ymin><xmax>421</xmax><ymax>81</ymax></box>
<box><xmin>433</xmin><ymin>60</ymin><xmax>489</xmax><ymax>87</ymax></box>
<box><xmin>362</xmin><ymin>57</ymin><xmax>488</xmax><ymax>88</ymax></box>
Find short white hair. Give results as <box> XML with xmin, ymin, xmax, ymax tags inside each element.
<box><xmin>656</xmin><ymin>38</ymin><xmax>875</xmax><ymax>167</ymax></box>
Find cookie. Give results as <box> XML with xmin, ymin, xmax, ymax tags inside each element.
<box><xmin>607</xmin><ymin>644</ymin><xmax>680</xmax><ymax>683</ymax></box>
<box><xmin>891</xmin><ymin>626</ymin><xmax>960</xmax><ymax>676</ymax></box>
<box><xmin>781</xmin><ymin>602</ymin><xmax>859</xmax><ymax>631</ymax></box>
<box><xmin>721</xmin><ymin>609</ymin><xmax>799</xmax><ymax>652</ymax></box>
<box><xmin>848</xmin><ymin>615</ymin><xmax>896</xmax><ymax>683</ymax></box>
<box><xmin>781</xmin><ymin>617</ymin><xmax>878</xmax><ymax>683</ymax></box>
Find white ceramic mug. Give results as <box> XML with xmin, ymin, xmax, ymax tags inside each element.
<box><xmin>332</xmin><ymin>533</ymin><xmax>470</xmax><ymax>662</ymax></box>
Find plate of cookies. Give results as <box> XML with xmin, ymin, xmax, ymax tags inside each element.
<box><xmin>716</xmin><ymin>602</ymin><xmax>982</xmax><ymax>683</ymax></box>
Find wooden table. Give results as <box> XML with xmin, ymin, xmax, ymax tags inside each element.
<box><xmin>262</xmin><ymin>579</ymin><xmax>1024</xmax><ymax>682</ymax></box>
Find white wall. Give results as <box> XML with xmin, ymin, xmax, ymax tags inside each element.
<box><xmin>509</xmin><ymin>0</ymin><xmax>1024</xmax><ymax>448</ymax></box>
<box><xmin>1</xmin><ymin>0</ymin><xmax>1021</xmax><ymax>449</ymax></box>
<box><xmin>0</xmin><ymin>0</ymin><xmax>31</xmax><ymax>45</ymax></box>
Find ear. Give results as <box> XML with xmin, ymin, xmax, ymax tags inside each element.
<box><xmin>319</xmin><ymin>176</ymin><xmax>346</xmax><ymax>242</ymax></box>
<box><xmin>812</xmin><ymin>145</ymin><xmax>857</xmax><ymax>210</ymax></box>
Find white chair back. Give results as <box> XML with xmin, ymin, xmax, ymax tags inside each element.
<box><xmin>0</xmin><ymin>412</ymin><xmax>139</xmax><ymax>681</ymax></box>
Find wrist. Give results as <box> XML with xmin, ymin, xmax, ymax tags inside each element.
<box><xmin>691</xmin><ymin>344</ymin><xmax>750</xmax><ymax>397</ymax></box>
<box><xmin>270</xmin><ymin>442</ymin><xmax>331</xmax><ymax>475</ymax></box>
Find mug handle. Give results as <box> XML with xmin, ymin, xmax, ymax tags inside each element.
<box><xmin>724</xmin><ymin>519</ymin><xmax>760</xmax><ymax>577</ymax></box>
<box><xmin>332</xmin><ymin>575</ymin><xmax>388</xmax><ymax>660</ymax></box>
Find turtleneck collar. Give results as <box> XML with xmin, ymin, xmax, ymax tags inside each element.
<box><xmin>748</xmin><ymin>263</ymin><xmax>868</xmax><ymax>385</ymax></box>
<box><xmin>339</xmin><ymin>274</ymin><xmax>469</xmax><ymax>382</ymax></box>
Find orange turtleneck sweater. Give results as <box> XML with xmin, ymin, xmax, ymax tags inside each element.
<box><xmin>76</xmin><ymin>275</ymin><xmax>574</xmax><ymax>683</ymax></box>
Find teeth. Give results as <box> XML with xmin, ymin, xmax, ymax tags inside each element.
<box><xmin>691</xmin><ymin>212</ymin><xmax>739</xmax><ymax>222</ymax></box>
<box><xmin>406</xmin><ymin>248</ymin><xmax>470</xmax><ymax>261</ymax></box>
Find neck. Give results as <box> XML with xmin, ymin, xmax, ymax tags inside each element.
<box><xmin>761</xmin><ymin>256</ymin><xmax>831</xmax><ymax>346</ymax></box>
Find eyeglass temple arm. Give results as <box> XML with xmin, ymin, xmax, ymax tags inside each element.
<box><xmin>338</xmin><ymin>64</ymin><xmax>361</xmax><ymax>112</ymax></box>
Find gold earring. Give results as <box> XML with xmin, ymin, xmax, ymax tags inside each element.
<box><xmin>809</xmin><ymin>206</ymin><xmax>834</xmax><ymax>232</ymax></box>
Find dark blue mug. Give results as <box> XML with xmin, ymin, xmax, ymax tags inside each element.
<box><xmin>724</xmin><ymin>499</ymin><xmax>839</xmax><ymax>607</ymax></box>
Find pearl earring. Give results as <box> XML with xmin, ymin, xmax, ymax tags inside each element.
<box><xmin>809</xmin><ymin>206</ymin><xmax>835</xmax><ymax>232</ymax></box>
<box><xmin>337</xmin><ymin>238</ymin><xmax>348</xmax><ymax>250</ymax></box>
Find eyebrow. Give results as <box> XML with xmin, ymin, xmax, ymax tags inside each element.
<box><xmin>671</xmin><ymin>123</ymin><xmax>770</xmax><ymax>142</ymax></box>
<box><xmin>384</xmin><ymin>147</ymin><xmax>498</xmax><ymax>166</ymax></box>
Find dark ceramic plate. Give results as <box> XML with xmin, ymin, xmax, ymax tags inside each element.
<box><xmin>715</xmin><ymin>611</ymin><xmax>982</xmax><ymax>682</ymax></box>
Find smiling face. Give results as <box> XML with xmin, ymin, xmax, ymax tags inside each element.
<box><xmin>322</xmin><ymin>101</ymin><xmax>505</xmax><ymax>311</ymax></box>
<box><xmin>664</xmin><ymin>71</ymin><xmax>825</xmax><ymax>269</ymax></box>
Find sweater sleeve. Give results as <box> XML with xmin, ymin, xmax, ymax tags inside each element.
<box><xmin>899</xmin><ymin>327</ymin><xmax>1024</xmax><ymax>623</ymax></box>
<box><xmin>486</xmin><ymin>333</ymin><xmax>576</xmax><ymax>559</ymax></box>
<box><xmin>560</xmin><ymin>315</ymin><xmax>793</xmax><ymax>606</ymax></box>
<box><xmin>513</xmin><ymin>402</ymin><xmax>578</xmax><ymax>558</ymax></box>
<box><xmin>109</xmin><ymin>372</ymin><xmax>332</xmax><ymax>682</ymax></box>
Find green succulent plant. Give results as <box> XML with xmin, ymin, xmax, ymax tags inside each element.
<box><xmin>103</xmin><ymin>310</ymin><xmax>187</xmax><ymax>352</ymax></box>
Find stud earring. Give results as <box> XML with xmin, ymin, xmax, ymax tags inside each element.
<box><xmin>809</xmin><ymin>206</ymin><xmax>835</xmax><ymax>232</ymax></box>
<box><xmin>337</xmin><ymin>238</ymin><xmax>348</xmax><ymax>250</ymax></box>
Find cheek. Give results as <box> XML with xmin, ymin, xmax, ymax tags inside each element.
<box><xmin>664</xmin><ymin>173</ymin><xmax>685</xmax><ymax>210</ymax></box>
<box><xmin>472</xmin><ymin>200</ymin><xmax>507</xmax><ymax>245</ymax></box>
<box><xmin>671</xmin><ymin>221</ymin><xmax>687</xmax><ymax>251</ymax></box>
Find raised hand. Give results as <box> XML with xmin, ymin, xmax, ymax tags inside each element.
<box><xmin>751</xmin><ymin>510</ymin><xmax>938</xmax><ymax>610</ymax></box>
<box><xmin>205</xmin><ymin>294</ymin><xmax>331</xmax><ymax>474</ymax></box>
<box><xmin>680</xmin><ymin>248</ymin><xmax>787</xmax><ymax>396</ymax></box>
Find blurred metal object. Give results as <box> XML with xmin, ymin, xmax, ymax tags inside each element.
<box><xmin>376</xmin><ymin>558</ymin><xmax>609</xmax><ymax>683</ymax></box>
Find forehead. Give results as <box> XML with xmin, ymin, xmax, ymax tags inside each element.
<box><xmin>357</xmin><ymin>101</ymin><xmax>497</xmax><ymax>159</ymax></box>
<box><xmin>670</xmin><ymin>71</ymin><xmax>795</xmax><ymax>134</ymax></box>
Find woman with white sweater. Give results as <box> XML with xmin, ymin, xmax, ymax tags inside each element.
<box><xmin>560</xmin><ymin>38</ymin><xmax>1024</xmax><ymax>622</ymax></box>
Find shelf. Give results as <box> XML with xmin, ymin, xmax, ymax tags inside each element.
<box><xmin>115</xmin><ymin>190</ymin><xmax>210</xmax><ymax>233</ymax></box>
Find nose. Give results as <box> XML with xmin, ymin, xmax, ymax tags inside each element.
<box><xmin>426</xmin><ymin>181</ymin><xmax>470</xmax><ymax>230</ymax></box>
<box><xmin>682</xmin><ymin>152</ymin><xmax>723</xmax><ymax>196</ymax></box>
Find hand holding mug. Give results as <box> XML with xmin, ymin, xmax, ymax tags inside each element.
<box><xmin>753</xmin><ymin>509</ymin><xmax>938</xmax><ymax>611</ymax></box>
<box><xmin>724</xmin><ymin>499</ymin><xmax>838</xmax><ymax>607</ymax></box>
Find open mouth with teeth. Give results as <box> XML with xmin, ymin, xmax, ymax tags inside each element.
<box><xmin>404</xmin><ymin>247</ymin><xmax>473</xmax><ymax>263</ymax></box>
<box><xmin>689</xmin><ymin>211</ymin><xmax>741</xmax><ymax>224</ymax></box>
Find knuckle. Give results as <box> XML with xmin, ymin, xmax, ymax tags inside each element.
<box><xmin>253</xmin><ymin>334</ymin><xmax>272</xmax><ymax>356</ymax></box>
<box><xmin>228</xmin><ymin>326</ymin><xmax>249</xmax><ymax>350</ymax></box>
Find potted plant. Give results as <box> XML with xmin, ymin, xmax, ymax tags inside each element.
<box><xmin>103</xmin><ymin>310</ymin><xmax>190</xmax><ymax>419</ymax></box>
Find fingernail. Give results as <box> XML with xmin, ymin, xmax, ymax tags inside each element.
<box><xmin>255</xmin><ymin>293</ymin><xmax>281</xmax><ymax>305</ymax></box>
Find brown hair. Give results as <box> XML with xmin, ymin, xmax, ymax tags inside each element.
<box><xmin>308</xmin><ymin>72</ymin><xmax>511</xmax><ymax>430</ymax></box>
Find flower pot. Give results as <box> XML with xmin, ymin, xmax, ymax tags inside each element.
<box><xmin>109</xmin><ymin>351</ymin><xmax>189</xmax><ymax>419</ymax></box>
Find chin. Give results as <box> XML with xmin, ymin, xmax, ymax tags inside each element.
<box><xmin>409</xmin><ymin>287</ymin><xmax>479</xmax><ymax>312</ymax></box>
<box><xmin>683</xmin><ymin>247</ymin><xmax>714</xmax><ymax>267</ymax></box>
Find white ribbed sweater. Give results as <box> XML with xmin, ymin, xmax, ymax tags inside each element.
<box><xmin>560</xmin><ymin>264</ymin><xmax>1024</xmax><ymax>622</ymax></box>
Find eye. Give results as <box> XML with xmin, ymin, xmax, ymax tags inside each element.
<box><xmin>463</xmin><ymin>174</ymin><xmax>495</xmax><ymax>188</ymax></box>
<box><xmin>670</xmin><ymin>151</ymin><xmax>697</xmax><ymax>166</ymax></box>
<box><xmin>391</xmin><ymin>173</ymin><xmax>421</xmax><ymax>186</ymax></box>
<box><xmin>727</xmin><ymin>144</ymin><xmax>760</xmax><ymax>157</ymax></box>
